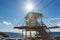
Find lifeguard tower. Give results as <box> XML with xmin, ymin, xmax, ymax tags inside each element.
<box><xmin>14</xmin><ymin>12</ymin><xmax>57</xmax><ymax>40</ymax></box>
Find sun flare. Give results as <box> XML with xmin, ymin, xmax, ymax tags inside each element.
<box><xmin>26</xmin><ymin>3</ymin><xmax>33</xmax><ymax>12</ymax></box>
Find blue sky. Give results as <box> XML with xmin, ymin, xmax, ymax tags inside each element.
<box><xmin>0</xmin><ymin>0</ymin><xmax>60</xmax><ymax>32</ymax></box>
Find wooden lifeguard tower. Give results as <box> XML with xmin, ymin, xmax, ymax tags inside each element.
<box><xmin>14</xmin><ymin>12</ymin><xmax>57</xmax><ymax>40</ymax></box>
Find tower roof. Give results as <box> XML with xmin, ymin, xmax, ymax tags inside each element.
<box><xmin>25</xmin><ymin>12</ymin><xmax>43</xmax><ymax>19</ymax></box>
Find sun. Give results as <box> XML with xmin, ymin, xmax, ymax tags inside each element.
<box><xmin>26</xmin><ymin>3</ymin><xmax>33</xmax><ymax>12</ymax></box>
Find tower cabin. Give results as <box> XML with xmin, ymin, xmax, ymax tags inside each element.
<box><xmin>25</xmin><ymin>12</ymin><xmax>42</xmax><ymax>27</ymax></box>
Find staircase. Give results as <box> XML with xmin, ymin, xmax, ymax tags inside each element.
<box><xmin>35</xmin><ymin>26</ymin><xmax>57</xmax><ymax>40</ymax></box>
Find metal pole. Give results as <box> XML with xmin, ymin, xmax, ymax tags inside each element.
<box><xmin>25</xmin><ymin>30</ymin><xmax>27</xmax><ymax>40</ymax></box>
<box><xmin>30</xmin><ymin>30</ymin><xmax>32</xmax><ymax>40</ymax></box>
<box><xmin>22</xmin><ymin>29</ymin><xmax>24</xmax><ymax>40</ymax></box>
<box><xmin>41</xmin><ymin>16</ymin><xmax>43</xmax><ymax>27</ymax></box>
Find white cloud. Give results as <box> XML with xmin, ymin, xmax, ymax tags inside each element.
<box><xmin>46</xmin><ymin>18</ymin><xmax>60</xmax><ymax>26</ymax></box>
<box><xmin>57</xmin><ymin>22</ymin><xmax>60</xmax><ymax>26</ymax></box>
<box><xmin>48</xmin><ymin>18</ymin><xmax>60</xmax><ymax>21</ymax></box>
<box><xmin>3</xmin><ymin>21</ymin><xmax>12</xmax><ymax>26</ymax></box>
